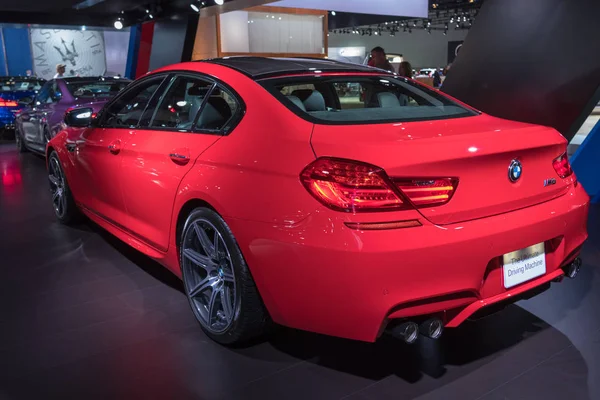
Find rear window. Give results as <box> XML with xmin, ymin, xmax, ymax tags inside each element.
<box><xmin>0</xmin><ymin>78</ymin><xmax>44</xmax><ymax>92</ymax></box>
<box><xmin>66</xmin><ymin>80</ymin><xmax>130</xmax><ymax>99</ymax></box>
<box><xmin>261</xmin><ymin>75</ymin><xmax>477</xmax><ymax>124</ymax></box>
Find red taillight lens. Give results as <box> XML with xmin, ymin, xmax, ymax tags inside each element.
<box><xmin>300</xmin><ymin>158</ymin><xmax>409</xmax><ymax>212</ymax></box>
<box><xmin>552</xmin><ymin>152</ymin><xmax>573</xmax><ymax>179</ymax></box>
<box><xmin>0</xmin><ymin>100</ymin><xmax>18</xmax><ymax>107</ymax></box>
<box><xmin>394</xmin><ymin>178</ymin><xmax>458</xmax><ymax>207</ymax></box>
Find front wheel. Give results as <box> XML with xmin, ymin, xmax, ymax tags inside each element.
<box><xmin>15</xmin><ymin>128</ymin><xmax>27</xmax><ymax>153</ymax></box>
<box><xmin>180</xmin><ymin>207</ymin><xmax>268</xmax><ymax>345</ymax></box>
<box><xmin>48</xmin><ymin>151</ymin><xmax>79</xmax><ymax>224</ymax></box>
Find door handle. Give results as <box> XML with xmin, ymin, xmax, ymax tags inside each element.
<box><xmin>108</xmin><ymin>139</ymin><xmax>121</xmax><ymax>155</ymax></box>
<box><xmin>169</xmin><ymin>151</ymin><xmax>190</xmax><ymax>165</ymax></box>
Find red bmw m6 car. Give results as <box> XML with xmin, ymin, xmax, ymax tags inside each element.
<box><xmin>47</xmin><ymin>57</ymin><xmax>589</xmax><ymax>345</ymax></box>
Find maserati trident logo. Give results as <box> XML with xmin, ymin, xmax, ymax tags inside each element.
<box><xmin>508</xmin><ymin>159</ymin><xmax>522</xmax><ymax>182</ymax></box>
<box><xmin>54</xmin><ymin>38</ymin><xmax>79</xmax><ymax>66</ymax></box>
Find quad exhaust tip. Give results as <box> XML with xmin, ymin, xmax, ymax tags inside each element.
<box><xmin>420</xmin><ymin>318</ymin><xmax>444</xmax><ymax>339</ymax></box>
<box><xmin>391</xmin><ymin>321</ymin><xmax>419</xmax><ymax>344</ymax></box>
<box><xmin>564</xmin><ymin>257</ymin><xmax>582</xmax><ymax>279</ymax></box>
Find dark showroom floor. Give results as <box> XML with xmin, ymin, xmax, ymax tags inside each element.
<box><xmin>1</xmin><ymin>143</ymin><xmax>600</xmax><ymax>400</ymax></box>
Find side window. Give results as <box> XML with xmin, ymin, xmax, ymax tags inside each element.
<box><xmin>50</xmin><ymin>81</ymin><xmax>62</xmax><ymax>102</ymax></box>
<box><xmin>150</xmin><ymin>76</ymin><xmax>212</xmax><ymax>130</ymax></box>
<box><xmin>35</xmin><ymin>81</ymin><xmax>52</xmax><ymax>104</ymax></box>
<box><xmin>101</xmin><ymin>78</ymin><xmax>164</xmax><ymax>128</ymax></box>
<box><xmin>195</xmin><ymin>85</ymin><xmax>239</xmax><ymax>132</ymax></box>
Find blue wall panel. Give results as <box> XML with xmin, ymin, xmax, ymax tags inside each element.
<box><xmin>125</xmin><ymin>24</ymin><xmax>141</xmax><ymax>79</ymax></box>
<box><xmin>571</xmin><ymin>119</ymin><xmax>600</xmax><ymax>203</ymax></box>
<box><xmin>3</xmin><ymin>27</ymin><xmax>32</xmax><ymax>76</ymax></box>
<box><xmin>0</xmin><ymin>29</ymin><xmax>7</xmax><ymax>76</ymax></box>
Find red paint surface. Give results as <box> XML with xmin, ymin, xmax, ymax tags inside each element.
<box><xmin>135</xmin><ymin>21</ymin><xmax>155</xmax><ymax>78</ymax></box>
<box><xmin>48</xmin><ymin>62</ymin><xmax>590</xmax><ymax>342</ymax></box>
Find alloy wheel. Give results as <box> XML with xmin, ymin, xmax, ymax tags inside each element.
<box><xmin>182</xmin><ymin>218</ymin><xmax>237</xmax><ymax>334</ymax></box>
<box><xmin>48</xmin><ymin>157</ymin><xmax>67</xmax><ymax>218</ymax></box>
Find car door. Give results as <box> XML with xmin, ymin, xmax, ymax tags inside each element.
<box><xmin>74</xmin><ymin>76</ymin><xmax>167</xmax><ymax>226</ymax></box>
<box><xmin>21</xmin><ymin>81</ymin><xmax>52</xmax><ymax>148</ymax></box>
<box><xmin>119</xmin><ymin>74</ymin><xmax>240</xmax><ymax>252</ymax></box>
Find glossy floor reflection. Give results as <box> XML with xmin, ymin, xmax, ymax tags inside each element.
<box><xmin>1</xmin><ymin>143</ymin><xmax>599</xmax><ymax>400</ymax></box>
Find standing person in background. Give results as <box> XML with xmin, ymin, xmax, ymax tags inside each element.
<box><xmin>369</xmin><ymin>47</ymin><xmax>395</xmax><ymax>72</ymax></box>
<box><xmin>53</xmin><ymin>64</ymin><xmax>66</xmax><ymax>78</ymax></box>
<box><xmin>398</xmin><ymin>61</ymin><xmax>413</xmax><ymax>78</ymax></box>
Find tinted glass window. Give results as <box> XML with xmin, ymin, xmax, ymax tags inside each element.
<box><xmin>195</xmin><ymin>85</ymin><xmax>239</xmax><ymax>131</ymax></box>
<box><xmin>263</xmin><ymin>76</ymin><xmax>476</xmax><ymax>124</ymax></box>
<box><xmin>67</xmin><ymin>80</ymin><xmax>130</xmax><ymax>99</ymax></box>
<box><xmin>35</xmin><ymin>81</ymin><xmax>53</xmax><ymax>104</ymax></box>
<box><xmin>101</xmin><ymin>78</ymin><xmax>164</xmax><ymax>128</ymax></box>
<box><xmin>0</xmin><ymin>78</ymin><xmax>44</xmax><ymax>92</ymax></box>
<box><xmin>150</xmin><ymin>76</ymin><xmax>213</xmax><ymax>130</ymax></box>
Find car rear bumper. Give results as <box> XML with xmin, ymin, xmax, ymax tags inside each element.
<box><xmin>227</xmin><ymin>183</ymin><xmax>589</xmax><ymax>342</ymax></box>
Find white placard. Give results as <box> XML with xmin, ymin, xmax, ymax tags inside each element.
<box><xmin>503</xmin><ymin>243</ymin><xmax>546</xmax><ymax>289</ymax></box>
<box><xmin>30</xmin><ymin>28</ymin><xmax>107</xmax><ymax>80</ymax></box>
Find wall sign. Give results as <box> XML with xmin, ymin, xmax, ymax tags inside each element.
<box><xmin>30</xmin><ymin>29</ymin><xmax>107</xmax><ymax>80</ymax></box>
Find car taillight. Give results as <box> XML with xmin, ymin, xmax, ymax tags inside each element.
<box><xmin>300</xmin><ymin>158</ymin><xmax>410</xmax><ymax>212</ymax></box>
<box><xmin>393</xmin><ymin>178</ymin><xmax>458</xmax><ymax>207</ymax></box>
<box><xmin>553</xmin><ymin>152</ymin><xmax>573</xmax><ymax>178</ymax></box>
<box><xmin>0</xmin><ymin>100</ymin><xmax>18</xmax><ymax>107</ymax></box>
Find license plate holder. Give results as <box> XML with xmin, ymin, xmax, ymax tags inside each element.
<box><xmin>502</xmin><ymin>243</ymin><xmax>546</xmax><ymax>289</ymax></box>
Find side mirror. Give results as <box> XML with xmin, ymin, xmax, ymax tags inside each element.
<box><xmin>65</xmin><ymin>107</ymin><xmax>94</xmax><ymax>128</ymax></box>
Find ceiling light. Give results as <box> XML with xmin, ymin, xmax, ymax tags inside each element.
<box><xmin>114</xmin><ymin>19</ymin><xmax>123</xmax><ymax>29</ymax></box>
<box><xmin>81</xmin><ymin>25</ymin><xmax>86</xmax><ymax>31</ymax></box>
<box><xmin>190</xmin><ymin>3</ymin><xmax>199</xmax><ymax>12</ymax></box>
<box><xmin>149</xmin><ymin>14</ymin><xmax>153</xmax><ymax>19</ymax></box>
<box><xmin>214</xmin><ymin>0</ymin><xmax>224</xmax><ymax>4</ymax></box>
<box><xmin>331</xmin><ymin>11</ymin><xmax>336</xmax><ymax>16</ymax></box>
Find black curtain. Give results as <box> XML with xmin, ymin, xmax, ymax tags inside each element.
<box><xmin>442</xmin><ymin>0</ymin><xmax>600</xmax><ymax>142</ymax></box>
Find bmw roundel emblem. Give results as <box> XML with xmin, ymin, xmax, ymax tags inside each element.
<box><xmin>508</xmin><ymin>159</ymin><xmax>522</xmax><ymax>182</ymax></box>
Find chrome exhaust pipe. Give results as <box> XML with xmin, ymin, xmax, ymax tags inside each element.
<box><xmin>390</xmin><ymin>321</ymin><xmax>419</xmax><ymax>344</ymax></box>
<box><xmin>419</xmin><ymin>318</ymin><xmax>444</xmax><ymax>339</ymax></box>
<box><xmin>564</xmin><ymin>257</ymin><xmax>582</xmax><ymax>279</ymax></box>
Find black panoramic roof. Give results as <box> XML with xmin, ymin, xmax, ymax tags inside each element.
<box><xmin>202</xmin><ymin>57</ymin><xmax>390</xmax><ymax>80</ymax></box>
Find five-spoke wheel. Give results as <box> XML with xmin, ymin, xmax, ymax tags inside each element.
<box><xmin>47</xmin><ymin>151</ymin><xmax>78</xmax><ymax>224</ymax></box>
<box><xmin>182</xmin><ymin>218</ymin><xmax>237</xmax><ymax>334</ymax></box>
<box><xmin>180</xmin><ymin>208</ymin><xmax>267</xmax><ymax>344</ymax></box>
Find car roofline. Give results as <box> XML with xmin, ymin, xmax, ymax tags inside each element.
<box><xmin>199</xmin><ymin>56</ymin><xmax>395</xmax><ymax>80</ymax></box>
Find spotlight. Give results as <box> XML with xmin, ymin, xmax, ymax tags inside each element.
<box><xmin>149</xmin><ymin>14</ymin><xmax>153</xmax><ymax>19</ymax></box>
<box><xmin>214</xmin><ymin>0</ymin><xmax>224</xmax><ymax>4</ymax></box>
<box><xmin>114</xmin><ymin>19</ymin><xmax>123</xmax><ymax>29</ymax></box>
<box><xmin>374</xmin><ymin>31</ymin><xmax>379</xmax><ymax>35</ymax></box>
<box><xmin>81</xmin><ymin>25</ymin><xmax>86</xmax><ymax>31</ymax></box>
<box><xmin>413</xmin><ymin>21</ymin><xmax>416</xmax><ymax>27</ymax></box>
<box><xmin>146</xmin><ymin>9</ymin><xmax>149</xmax><ymax>13</ymax></box>
<box><xmin>190</xmin><ymin>3</ymin><xmax>199</xmax><ymax>12</ymax></box>
<box><xmin>331</xmin><ymin>11</ymin><xmax>336</xmax><ymax>16</ymax></box>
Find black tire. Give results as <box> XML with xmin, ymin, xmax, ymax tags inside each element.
<box><xmin>15</xmin><ymin>128</ymin><xmax>27</xmax><ymax>153</ymax></box>
<box><xmin>180</xmin><ymin>207</ymin><xmax>268</xmax><ymax>345</ymax></box>
<box><xmin>48</xmin><ymin>151</ymin><xmax>79</xmax><ymax>224</ymax></box>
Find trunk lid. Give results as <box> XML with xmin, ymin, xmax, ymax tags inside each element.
<box><xmin>310</xmin><ymin>114</ymin><xmax>569</xmax><ymax>225</ymax></box>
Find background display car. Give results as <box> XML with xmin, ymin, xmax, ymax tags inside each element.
<box><xmin>15</xmin><ymin>76</ymin><xmax>130</xmax><ymax>154</ymax></box>
<box><xmin>0</xmin><ymin>76</ymin><xmax>44</xmax><ymax>131</ymax></box>
<box><xmin>46</xmin><ymin>58</ymin><xmax>588</xmax><ymax>346</ymax></box>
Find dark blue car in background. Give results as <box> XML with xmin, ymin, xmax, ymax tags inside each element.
<box><xmin>0</xmin><ymin>77</ymin><xmax>45</xmax><ymax>130</ymax></box>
